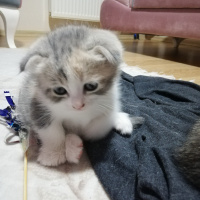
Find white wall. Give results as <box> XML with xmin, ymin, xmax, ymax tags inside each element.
<box><xmin>0</xmin><ymin>0</ymin><xmax>50</xmax><ymax>32</ymax></box>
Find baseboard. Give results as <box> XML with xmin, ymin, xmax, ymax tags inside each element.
<box><xmin>0</xmin><ymin>30</ymin><xmax>48</xmax><ymax>37</ymax></box>
<box><xmin>0</xmin><ymin>29</ymin><xmax>199</xmax><ymax>48</ymax></box>
<box><xmin>49</xmin><ymin>17</ymin><xmax>101</xmax><ymax>31</ymax></box>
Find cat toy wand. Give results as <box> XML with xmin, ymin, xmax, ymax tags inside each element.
<box><xmin>0</xmin><ymin>91</ymin><xmax>29</xmax><ymax>200</ymax></box>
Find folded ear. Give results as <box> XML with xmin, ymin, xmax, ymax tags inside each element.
<box><xmin>20</xmin><ymin>52</ymin><xmax>47</xmax><ymax>73</ymax></box>
<box><xmin>90</xmin><ymin>45</ymin><xmax>123</xmax><ymax>66</ymax></box>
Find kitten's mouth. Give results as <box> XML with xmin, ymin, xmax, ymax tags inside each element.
<box><xmin>73</xmin><ymin>108</ymin><xmax>85</xmax><ymax>111</ymax></box>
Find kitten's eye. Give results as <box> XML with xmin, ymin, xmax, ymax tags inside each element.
<box><xmin>84</xmin><ymin>83</ymin><xmax>98</xmax><ymax>92</ymax></box>
<box><xmin>53</xmin><ymin>87</ymin><xmax>67</xmax><ymax>95</ymax></box>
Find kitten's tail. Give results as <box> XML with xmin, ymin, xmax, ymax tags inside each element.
<box><xmin>174</xmin><ymin>120</ymin><xmax>200</xmax><ymax>189</ymax></box>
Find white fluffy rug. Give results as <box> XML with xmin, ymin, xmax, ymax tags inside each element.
<box><xmin>0</xmin><ymin>48</ymin><xmax>174</xmax><ymax>200</ymax></box>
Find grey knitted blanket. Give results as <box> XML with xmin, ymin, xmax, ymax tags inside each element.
<box><xmin>86</xmin><ymin>73</ymin><xmax>200</xmax><ymax>200</ymax></box>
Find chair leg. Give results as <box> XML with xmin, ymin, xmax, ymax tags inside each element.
<box><xmin>172</xmin><ymin>37</ymin><xmax>185</xmax><ymax>48</ymax></box>
<box><xmin>0</xmin><ymin>7</ymin><xmax>19</xmax><ymax>48</ymax></box>
<box><xmin>145</xmin><ymin>34</ymin><xmax>155</xmax><ymax>40</ymax></box>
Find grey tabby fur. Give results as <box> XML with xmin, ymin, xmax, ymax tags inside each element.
<box><xmin>175</xmin><ymin>119</ymin><xmax>200</xmax><ymax>188</ymax></box>
<box><xmin>17</xmin><ymin>25</ymin><xmax>141</xmax><ymax>166</ymax></box>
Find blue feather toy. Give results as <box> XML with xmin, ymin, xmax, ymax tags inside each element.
<box><xmin>0</xmin><ymin>91</ymin><xmax>29</xmax><ymax>152</ymax></box>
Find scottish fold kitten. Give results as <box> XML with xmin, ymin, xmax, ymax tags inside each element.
<box><xmin>17</xmin><ymin>25</ymin><xmax>142</xmax><ymax>166</ymax></box>
<box><xmin>175</xmin><ymin>119</ymin><xmax>200</xmax><ymax>188</ymax></box>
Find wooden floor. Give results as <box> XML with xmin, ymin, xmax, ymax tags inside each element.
<box><xmin>1</xmin><ymin>34</ymin><xmax>200</xmax><ymax>85</ymax></box>
<box><xmin>122</xmin><ymin>36</ymin><xmax>200</xmax><ymax>84</ymax></box>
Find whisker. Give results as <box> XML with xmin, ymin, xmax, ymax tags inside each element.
<box><xmin>96</xmin><ymin>103</ymin><xmax>114</xmax><ymax>116</ymax></box>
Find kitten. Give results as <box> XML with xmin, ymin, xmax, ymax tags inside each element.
<box><xmin>175</xmin><ymin>119</ymin><xmax>200</xmax><ymax>188</ymax></box>
<box><xmin>17</xmin><ymin>25</ymin><xmax>143</xmax><ymax>166</ymax></box>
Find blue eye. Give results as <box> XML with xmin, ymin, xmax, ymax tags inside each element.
<box><xmin>53</xmin><ymin>87</ymin><xmax>67</xmax><ymax>95</ymax></box>
<box><xmin>84</xmin><ymin>83</ymin><xmax>98</xmax><ymax>91</ymax></box>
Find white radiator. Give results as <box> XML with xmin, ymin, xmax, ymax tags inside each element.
<box><xmin>50</xmin><ymin>0</ymin><xmax>104</xmax><ymax>22</ymax></box>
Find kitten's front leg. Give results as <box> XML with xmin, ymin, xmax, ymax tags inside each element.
<box><xmin>114</xmin><ymin>112</ymin><xmax>144</xmax><ymax>135</ymax></box>
<box><xmin>36</xmin><ymin>121</ymin><xmax>67</xmax><ymax>167</ymax></box>
<box><xmin>65</xmin><ymin>134</ymin><xmax>83</xmax><ymax>164</ymax></box>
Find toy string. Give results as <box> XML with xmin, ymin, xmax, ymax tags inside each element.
<box><xmin>24</xmin><ymin>151</ymin><xmax>28</xmax><ymax>200</ymax></box>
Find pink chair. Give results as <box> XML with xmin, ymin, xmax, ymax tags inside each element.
<box><xmin>100</xmin><ymin>0</ymin><xmax>200</xmax><ymax>46</ymax></box>
<box><xmin>0</xmin><ymin>0</ymin><xmax>22</xmax><ymax>48</ymax></box>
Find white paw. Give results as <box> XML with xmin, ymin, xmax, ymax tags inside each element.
<box><xmin>114</xmin><ymin>112</ymin><xmax>133</xmax><ymax>135</ymax></box>
<box><xmin>37</xmin><ymin>145</ymin><xmax>67</xmax><ymax>167</ymax></box>
<box><xmin>65</xmin><ymin>134</ymin><xmax>83</xmax><ymax>164</ymax></box>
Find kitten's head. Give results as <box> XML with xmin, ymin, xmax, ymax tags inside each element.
<box><xmin>20</xmin><ymin>25</ymin><xmax>123</xmax><ymax>112</ymax></box>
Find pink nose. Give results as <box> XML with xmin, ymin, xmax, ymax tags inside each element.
<box><xmin>72</xmin><ymin>103</ymin><xmax>85</xmax><ymax>110</ymax></box>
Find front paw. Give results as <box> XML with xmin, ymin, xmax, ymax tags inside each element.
<box><xmin>114</xmin><ymin>112</ymin><xmax>133</xmax><ymax>135</ymax></box>
<box><xmin>65</xmin><ymin>134</ymin><xmax>83</xmax><ymax>164</ymax></box>
<box><xmin>114</xmin><ymin>112</ymin><xmax>144</xmax><ymax>135</ymax></box>
<box><xmin>37</xmin><ymin>146</ymin><xmax>67</xmax><ymax>167</ymax></box>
